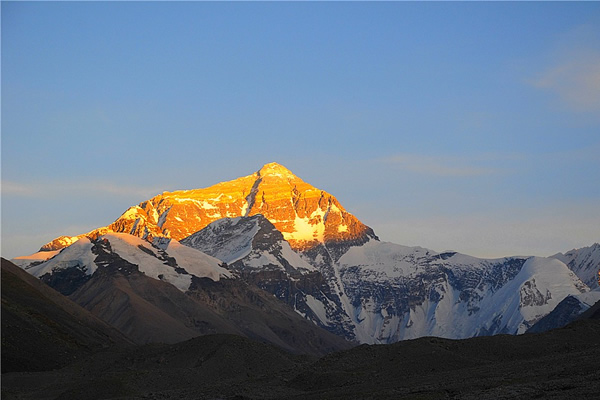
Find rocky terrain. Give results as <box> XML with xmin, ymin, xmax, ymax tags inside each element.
<box><xmin>3</xmin><ymin>314</ymin><xmax>599</xmax><ymax>399</ymax></box>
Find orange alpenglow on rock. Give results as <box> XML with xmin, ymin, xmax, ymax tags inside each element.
<box><xmin>41</xmin><ymin>162</ymin><xmax>374</xmax><ymax>252</ymax></box>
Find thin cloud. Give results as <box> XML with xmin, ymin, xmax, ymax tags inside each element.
<box><xmin>530</xmin><ymin>25</ymin><xmax>600</xmax><ymax>112</ymax></box>
<box><xmin>381</xmin><ymin>154</ymin><xmax>502</xmax><ymax>177</ymax></box>
<box><xmin>1</xmin><ymin>180</ymin><xmax>163</xmax><ymax>200</ymax></box>
<box><xmin>1</xmin><ymin>181</ymin><xmax>37</xmax><ymax>196</ymax></box>
<box><xmin>532</xmin><ymin>54</ymin><xmax>600</xmax><ymax>112</ymax></box>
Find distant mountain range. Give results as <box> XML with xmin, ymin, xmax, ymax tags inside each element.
<box><xmin>12</xmin><ymin>162</ymin><xmax>600</xmax><ymax>349</ymax></box>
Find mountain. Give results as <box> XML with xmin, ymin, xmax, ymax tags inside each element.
<box><xmin>182</xmin><ymin>214</ymin><xmax>356</xmax><ymax>339</ymax></box>
<box><xmin>178</xmin><ymin>206</ymin><xmax>588</xmax><ymax>343</ymax></box>
<box><xmin>1</xmin><ymin>258</ymin><xmax>132</xmax><ymax>373</ymax></box>
<box><xmin>551</xmin><ymin>243</ymin><xmax>600</xmax><ymax>289</ymax></box>
<box><xmin>185</xmin><ymin>218</ymin><xmax>588</xmax><ymax>343</ymax></box>
<box><xmin>39</xmin><ymin>162</ymin><xmax>376</xmax><ymax>253</ymax></box>
<box><xmin>23</xmin><ymin>232</ymin><xmax>230</xmax><ymax>295</ymax></box>
<box><xmin>14</xmin><ymin>162</ymin><xmax>594</xmax><ymax>346</ymax></box>
<box><xmin>17</xmin><ymin>233</ymin><xmax>350</xmax><ymax>354</ymax></box>
<box><xmin>334</xmin><ymin>244</ymin><xmax>588</xmax><ymax>342</ymax></box>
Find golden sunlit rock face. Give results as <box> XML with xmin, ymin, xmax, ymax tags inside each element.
<box><xmin>41</xmin><ymin>163</ymin><xmax>374</xmax><ymax>252</ymax></box>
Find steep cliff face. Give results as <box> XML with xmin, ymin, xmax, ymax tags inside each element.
<box><xmin>40</xmin><ymin>163</ymin><xmax>376</xmax><ymax>253</ymax></box>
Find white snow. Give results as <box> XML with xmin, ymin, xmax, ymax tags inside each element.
<box><xmin>338</xmin><ymin>240</ymin><xmax>432</xmax><ymax>279</ymax></box>
<box><xmin>333</xmin><ymin>240</ymin><xmax>589</xmax><ymax>343</ymax></box>
<box><xmin>11</xmin><ymin>250</ymin><xmax>61</xmax><ymax>268</ymax></box>
<box><xmin>18</xmin><ymin>232</ymin><xmax>228</xmax><ymax>293</ymax></box>
<box><xmin>194</xmin><ymin>217</ymin><xmax>260</xmax><ymax>264</ymax></box>
<box><xmin>572</xmin><ymin>287</ymin><xmax>600</xmax><ymax>308</ymax></box>
<box><xmin>103</xmin><ymin>233</ymin><xmax>229</xmax><ymax>291</ymax></box>
<box><xmin>305</xmin><ymin>295</ymin><xmax>329</xmax><ymax>326</ymax></box>
<box><xmin>165</xmin><ymin>239</ymin><xmax>232</xmax><ymax>280</ymax></box>
<box><xmin>25</xmin><ymin>238</ymin><xmax>97</xmax><ymax>277</ymax></box>
<box><xmin>101</xmin><ymin>233</ymin><xmax>192</xmax><ymax>291</ymax></box>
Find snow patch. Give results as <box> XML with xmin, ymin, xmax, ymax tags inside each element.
<box><xmin>12</xmin><ymin>250</ymin><xmax>61</xmax><ymax>267</ymax></box>
<box><xmin>165</xmin><ymin>239</ymin><xmax>231</xmax><ymax>280</ymax></box>
<box><xmin>305</xmin><ymin>295</ymin><xmax>329</xmax><ymax>326</ymax></box>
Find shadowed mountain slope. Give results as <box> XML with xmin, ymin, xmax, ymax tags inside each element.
<box><xmin>18</xmin><ymin>235</ymin><xmax>351</xmax><ymax>354</ymax></box>
<box><xmin>1</xmin><ymin>258</ymin><xmax>132</xmax><ymax>373</ymax></box>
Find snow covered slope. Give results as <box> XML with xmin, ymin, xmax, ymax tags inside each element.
<box><xmin>551</xmin><ymin>243</ymin><xmax>600</xmax><ymax>289</ymax></box>
<box><xmin>313</xmin><ymin>240</ymin><xmax>588</xmax><ymax>343</ymax></box>
<box><xmin>19</xmin><ymin>233</ymin><xmax>229</xmax><ymax>293</ymax></box>
<box><xmin>182</xmin><ymin>215</ymin><xmax>315</xmax><ymax>273</ymax></box>
<box><xmin>11</xmin><ymin>250</ymin><xmax>60</xmax><ymax>268</ymax></box>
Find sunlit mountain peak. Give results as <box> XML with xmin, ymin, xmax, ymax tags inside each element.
<box><xmin>40</xmin><ymin>163</ymin><xmax>377</xmax><ymax>252</ymax></box>
<box><xmin>257</xmin><ymin>162</ymin><xmax>297</xmax><ymax>179</ymax></box>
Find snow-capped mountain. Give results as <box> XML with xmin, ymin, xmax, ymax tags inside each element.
<box><xmin>14</xmin><ymin>162</ymin><xmax>597</xmax><ymax>346</ymax></box>
<box><xmin>15</xmin><ymin>232</ymin><xmax>350</xmax><ymax>352</ymax></box>
<box><xmin>40</xmin><ymin>162</ymin><xmax>376</xmax><ymax>253</ymax></box>
<box><xmin>334</xmin><ymin>242</ymin><xmax>588</xmax><ymax>342</ymax></box>
<box><xmin>182</xmin><ymin>215</ymin><xmax>355</xmax><ymax>337</ymax></box>
<box><xmin>551</xmin><ymin>243</ymin><xmax>600</xmax><ymax>289</ymax></box>
<box><xmin>180</xmin><ymin>218</ymin><xmax>588</xmax><ymax>343</ymax></box>
<box><xmin>22</xmin><ymin>233</ymin><xmax>229</xmax><ymax>294</ymax></box>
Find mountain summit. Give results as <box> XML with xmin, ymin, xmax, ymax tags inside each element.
<box><xmin>41</xmin><ymin>162</ymin><xmax>376</xmax><ymax>252</ymax></box>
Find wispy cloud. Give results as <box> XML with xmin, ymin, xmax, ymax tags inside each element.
<box><xmin>1</xmin><ymin>180</ymin><xmax>163</xmax><ymax>200</ymax></box>
<box><xmin>530</xmin><ymin>25</ymin><xmax>600</xmax><ymax>112</ymax></box>
<box><xmin>381</xmin><ymin>154</ymin><xmax>507</xmax><ymax>177</ymax></box>
<box><xmin>1</xmin><ymin>181</ymin><xmax>38</xmax><ymax>196</ymax></box>
<box><xmin>532</xmin><ymin>54</ymin><xmax>600</xmax><ymax>112</ymax></box>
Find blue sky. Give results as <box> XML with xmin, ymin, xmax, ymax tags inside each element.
<box><xmin>2</xmin><ymin>2</ymin><xmax>599</xmax><ymax>259</ymax></box>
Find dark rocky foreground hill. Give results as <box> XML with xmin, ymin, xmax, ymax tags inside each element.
<box><xmin>1</xmin><ymin>258</ymin><xmax>132</xmax><ymax>373</ymax></box>
<box><xmin>3</xmin><ymin>317</ymin><xmax>599</xmax><ymax>399</ymax></box>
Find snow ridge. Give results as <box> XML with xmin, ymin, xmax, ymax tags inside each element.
<box><xmin>19</xmin><ymin>233</ymin><xmax>229</xmax><ymax>293</ymax></box>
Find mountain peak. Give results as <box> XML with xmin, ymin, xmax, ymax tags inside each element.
<box><xmin>257</xmin><ymin>162</ymin><xmax>296</xmax><ymax>179</ymax></box>
<box><xmin>40</xmin><ymin>163</ymin><xmax>377</xmax><ymax>252</ymax></box>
